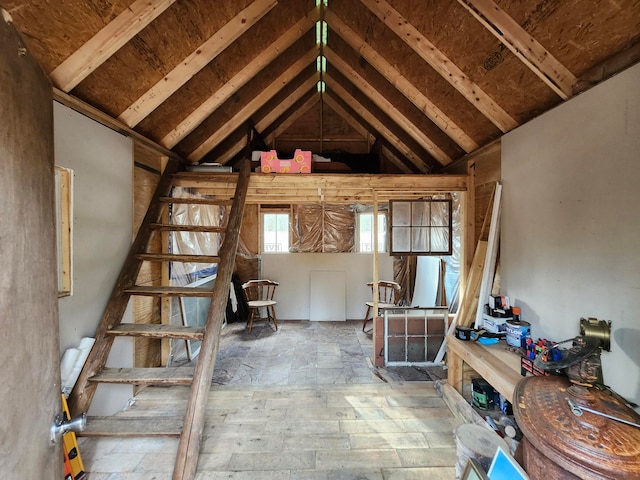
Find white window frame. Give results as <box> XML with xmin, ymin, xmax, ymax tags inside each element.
<box><xmin>357</xmin><ymin>212</ymin><xmax>387</xmax><ymax>253</ymax></box>
<box><xmin>262</xmin><ymin>211</ymin><xmax>290</xmax><ymax>254</ymax></box>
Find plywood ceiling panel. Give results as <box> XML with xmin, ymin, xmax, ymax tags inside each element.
<box><xmin>5</xmin><ymin>0</ymin><xmax>638</xmax><ymax>172</ymax></box>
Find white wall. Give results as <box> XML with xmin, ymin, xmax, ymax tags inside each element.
<box><xmin>262</xmin><ymin>253</ymin><xmax>394</xmax><ymax>320</ymax></box>
<box><xmin>501</xmin><ymin>63</ymin><xmax>640</xmax><ymax>405</ymax></box>
<box><xmin>54</xmin><ymin>102</ymin><xmax>134</xmax><ymax>415</ymax></box>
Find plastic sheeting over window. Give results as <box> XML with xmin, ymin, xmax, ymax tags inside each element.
<box><xmin>442</xmin><ymin>192</ymin><xmax>462</xmax><ymax>312</ymax></box>
<box><xmin>170</xmin><ymin>187</ymin><xmax>226</xmax><ymax>286</ymax></box>
<box><xmin>168</xmin><ymin>187</ymin><xmax>226</xmax><ymax>364</ymax></box>
<box><xmin>290</xmin><ymin>204</ymin><xmax>355</xmax><ymax>253</ymax></box>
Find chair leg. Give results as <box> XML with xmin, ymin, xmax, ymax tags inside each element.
<box><xmin>269</xmin><ymin>305</ymin><xmax>278</xmax><ymax>331</ymax></box>
<box><xmin>362</xmin><ymin>306</ymin><xmax>371</xmax><ymax>331</ymax></box>
<box><xmin>247</xmin><ymin>309</ymin><xmax>255</xmax><ymax>334</ymax></box>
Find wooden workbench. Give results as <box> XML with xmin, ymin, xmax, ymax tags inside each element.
<box><xmin>446</xmin><ymin>335</ymin><xmax>523</xmax><ymax>403</ymax></box>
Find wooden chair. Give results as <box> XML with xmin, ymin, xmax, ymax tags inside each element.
<box><xmin>241</xmin><ymin>279</ymin><xmax>279</xmax><ymax>334</ymax></box>
<box><xmin>362</xmin><ymin>280</ymin><xmax>401</xmax><ymax>331</ymax></box>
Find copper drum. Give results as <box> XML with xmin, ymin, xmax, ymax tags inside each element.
<box><xmin>513</xmin><ymin>376</ymin><xmax>640</xmax><ymax>479</ymax></box>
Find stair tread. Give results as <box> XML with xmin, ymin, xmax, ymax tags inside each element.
<box><xmin>82</xmin><ymin>416</ymin><xmax>183</xmax><ymax>437</ymax></box>
<box><xmin>137</xmin><ymin>253</ymin><xmax>221</xmax><ymax>263</ymax></box>
<box><xmin>150</xmin><ymin>223</ymin><xmax>226</xmax><ymax>232</ymax></box>
<box><xmin>124</xmin><ymin>286</ymin><xmax>213</xmax><ymax>297</ymax></box>
<box><xmin>107</xmin><ymin>324</ymin><xmax>205</xmax><ymax>340</ymax></box>
<box><xmin>159</xmin><ymin>196</ymin><xmax>232</xmax><ymax>206</ymax></box>
<box><xmin>90</xmin><ymin>367</ymin><xmax>194</xmax><ymax>385</ymax></box>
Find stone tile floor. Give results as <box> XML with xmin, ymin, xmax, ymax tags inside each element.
<box><xmin>79</xmin><ymin>321</ymin><xmax>458</xmax><ymax>479</ymax></box>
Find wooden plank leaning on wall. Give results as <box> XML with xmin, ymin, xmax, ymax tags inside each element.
<box><xmin>439</xmin><ymin>138</ymin><xmax>501</xmax><ymax>296</ymax></box>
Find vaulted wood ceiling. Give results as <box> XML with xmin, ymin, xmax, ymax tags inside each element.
<box><xmin>5</xmin><ymin>0</ymin><xmax>640</xmax><ymax>173</ymax></box>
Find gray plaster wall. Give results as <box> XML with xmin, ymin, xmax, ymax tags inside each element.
<box><xmin>501</xmin><ymin>62</ymin><xmax>640</xmax><ymax>405</ymax></box>
<box><xmin>54</xmin><ymin>102</ymin><xmax>134</xmax><ymax>415</ymax></box>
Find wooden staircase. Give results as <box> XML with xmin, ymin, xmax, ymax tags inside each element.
<box><xmin>68</xmin><ymin>158</ymin><xmax>251</xmax><ymax>480</ymax></box>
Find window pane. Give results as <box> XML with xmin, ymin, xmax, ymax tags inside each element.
<box><xmin>392</xmin><ymin>202</ymin><xmax>411</xmax><ymax>226</ymax></box>
<box><xmin>412</xmin><ymin>202</ymin><xmax>430</xmax><ymax>226</ymax></box>
<box><xmin>263</xmin><ymin>213</ymin><xmax>289</xmax><ymax>252</ymax></box>
<box><xmin>431</xmin><ymin>201</ymin><xmax>450</xmax><ymax>226</ymax></box>
<box><xmin>392</xmin><ymin>227</ymin><xmax>411</xmax><ymax>252</ymax></box>
<box><xmin>376</xmin><ymin>214</ymin><xmax>386</xmax><ymax>252</ymax></box>
<box><xmin>359</xmin><ymin>212</ymin><xmax>386</xmax><ymax>252</ymax></box>
<box><xmin>431</xmin><ymin>227</ymin><xmax>450</xmax><ymax>252</ymax></box>
<box><xmin>412</xmin><ymin>227</ymin><xmax>430</xmax><ymax>252</ymax></box>
<box><xmin>359</xmin><ymin>213</ymin><xmax>372</xmax><ymax>252</ymax></box>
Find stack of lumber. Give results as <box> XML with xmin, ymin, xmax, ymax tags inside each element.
<box><xmin>434</xmin><ymin>183</ymin><xmax>501</xmax><ymax>363</ymax></box>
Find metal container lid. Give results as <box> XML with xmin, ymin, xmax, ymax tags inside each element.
<box><xmin>514</xmin><ymin>376</ymin><xmax>640</xmax><ymax>479</ymax></box>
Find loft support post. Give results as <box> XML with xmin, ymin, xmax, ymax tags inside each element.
<box><xmin>172</xmin><ymin>159</ymin><xmax>251</xmax><ymax>480</ymax></box>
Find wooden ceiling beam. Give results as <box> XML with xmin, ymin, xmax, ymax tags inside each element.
<box><xmin>324</xmin><ymin>76</ymin><xmax>431</xmax><ymax>173</ymax></box>
<box><xmin>360</xmin><ymin>0</ymin><xmax>517</xmax><ymax>133</ymax></box>
<box><xmin>215</xmin><ymin>137</ymin><xmax>251</xmax><ymax>166</ymax></box>
<box><xmin>172</xmin><ymin>172</ymin><xmax>467</xmax><ymax>204</ymax></box>
<box><xmin>188</xmin><ymin>49</ymin><xmax>320</xmax><ymax>162</ymax></box>
<box><xmin>380</xmin><ymin>144</ymin><xmax>415</xmax><ymax>174</ymax></box>
<box><xmin>456</xmin><ymin>0</ymin><xmax>576</xmax><ymax>99</ymax></box>
<box><xmin>264</xmin><ymin>94</ymin><xmax>321</xmax><ymax>146</ymax></box>
<box><xmin>253</xmin><ymin>79</ymin><xmax>317</xmax><ymax>140</ymax></box>
<box><xmin>322</xmin><ymin>95</ymin><xmax>373</xmax><ymax>142</ymax></box>
<box><xmin>213</xmin><ymin>94</ymin><xmax>320</xmax><ymax>165</ymax></box>
<box><xmin>325</xmin><ymin>9</ymin><xmax>478</xmax><ymax>153</ymax></box>
<box><xmin>118</xmin><ymin>0</ymin><xmax>277</xmax><ymax>127</ymax></box>
<box><xmin>160</xmin><ymin>6</ymin><xmax>320</xmax><ymax>148</ymax></box>
<box><xmin>50</xmin><ymin>0</ymin><xmax>177</xmax><ymax>92</ymax></box>
<box><xmin>325</xmin><ymin>47</ymin><xmax>451</xmax><ymax>166</ymax></box>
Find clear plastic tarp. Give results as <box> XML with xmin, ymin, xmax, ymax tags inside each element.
<box><xmin>168</xmin><ymin>187</ymin><xmax>225</xmax><ymax>364</ymax></box>
<box><xmin>290</xmin><ymin>204</ymin><xmax>355</xmax><ymax>253</ymax></box>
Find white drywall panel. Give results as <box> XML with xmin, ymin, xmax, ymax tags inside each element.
<box><xmin>310</xmin><ymin>270</ymin><xmax>346</xmax><ymax>321</ymax></box>
<box><xmin>501</xmin><ymin>63</ymin><xmax>640</xmax><ymax>405</ymax></box>
<box><xmin>54</xmin><ymin>101</ymin><xmax>134</xmax><ymax>415</ymax></box>
<box><xmin>262</xmin><ymin>253</ymin><xmax>394</xmax><ymax>320</ymax></box>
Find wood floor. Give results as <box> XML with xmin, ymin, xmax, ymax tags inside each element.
<box><xmin>78</xmin><ymin>321</ymin><xmax>460</xmax><ymax>479</ymax></box>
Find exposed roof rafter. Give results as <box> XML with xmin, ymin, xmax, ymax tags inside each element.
<box><xmin>118</xmin><ymin>0</ymin><xmax>277</xmax><ymax>127</ymax></box>
<box><xmin>188</xmin><ymin>48</ymin><xmax>320</xmax><ymax>162</ymax></box>
<box><xmin>325</xmin><ymin>76</ymin><xmax>431</xmax><ymax>173</ymax></box>
<box><xmin>160</xmin><ymin>6</ymin><xmax>321</xmax><ymax>148</ymax></box>
<box><xmin>325</xmin><ymin>9</ymin><xmax>478</xmax><ymax>153</ymax></box>
<box><xmin>9</xmin><ymin>0</ymin><xmax>637</xmax><ymax>175</ymax></box>
<box><xmin>325</xmin><ymin>47</ymin><xmax>452</xmax><ymax>165</ymax></box>
<box><xmin>322</xmin><ymin>95</ymin><xmax>372</xmax><ymax>142</ymax></box>
<box><xmin>360</xmin><ymin>0</ymin><xmax>518</xmax><ymax>132</ymax></box>
<box><xmin>254</xmin><ymin>79</ymin><xmax>318</xmax><ymax>136</ymax></box>
<box><xmin>50</xmin><ymin>0</ymin><xmax>177</xmax><ymax>92</ymax></box>
<box><xmin>264</xmin><ymin>95</ymin><xmax>321</xmax><ymax>146</ymax></box>
<box><xmin>456</xmin><ymin>0</ymin><xmax>576</xmax><ymax>99</ymax></box>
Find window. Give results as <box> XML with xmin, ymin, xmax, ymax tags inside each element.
<box><xmin>358</xmin><ymin>212</ymin><xmax>387</xmax><ymax>252</ymax></box>
<box><xmin>389</xmin><ymin>198</ymin><xmax>452</xmax><ymax>255</ymax></box>
<box><xmin>263</xmin><ymin>212</ymin><xmax>290</xmax><ymax>253</ymax></box>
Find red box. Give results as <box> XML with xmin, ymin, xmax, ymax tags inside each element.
<box><xmin>260</xmin><ymin>149</ymin><xmax>311</xmax><ymax>173</ymax></box>
<box><xmin>520</xmin><ymin>356</ymin><xmax>550</xmax><ymax>377</ymax></box>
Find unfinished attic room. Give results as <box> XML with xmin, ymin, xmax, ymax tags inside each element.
<box><xmin>3</xmin><ymin>0</ymin><xmax>640</xmax><ymax>478</ymax></box>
